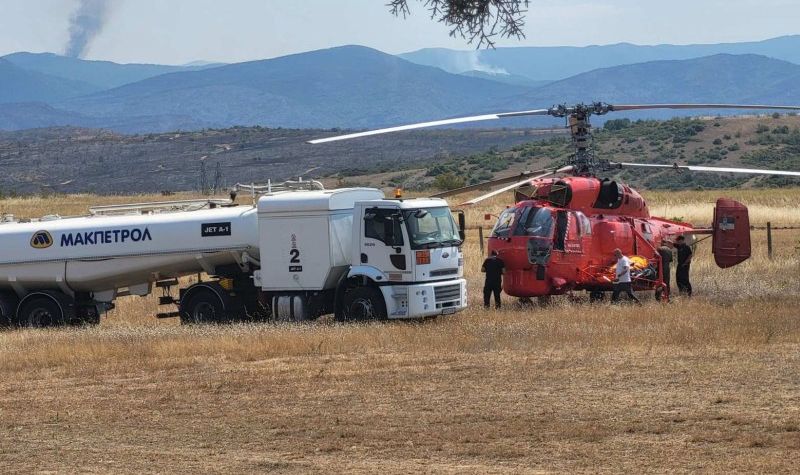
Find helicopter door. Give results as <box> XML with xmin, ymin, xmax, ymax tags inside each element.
<box><xmin>554</xmin><ymin>211</ymin><xmax>568</xmax><ymax>251</ymax></box>
<box><xmin>565</xmin><ymin>212</ymin><xmax>583</xmax><ymax>253</ymax></box>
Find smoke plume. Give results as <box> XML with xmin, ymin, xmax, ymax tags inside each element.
<box><xmin>64</xmin><ymin>0</ymin><xmax>113</xmax><ymax>58</ymax></box>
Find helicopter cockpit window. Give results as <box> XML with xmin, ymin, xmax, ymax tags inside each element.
<box><xmin>575</xmin><ymin>211</ymin><xmax>592</xmax><ymax>236</ymax></box>
<box><xmin>513</xmin><ymin>206</ymin><xmax>553</xmax><ymax>238</ymax></box>
<box><xmin>491</xmin><ymin>207</ymin><xmax>517</xmax><ymax>237</ymax></box>
<box><xmin>593</xmin><ymin>179</ymin><xmax>624</xmax><ymax>209</ymax></box>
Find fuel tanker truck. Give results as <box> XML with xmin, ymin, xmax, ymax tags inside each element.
<box><xmin>0</xmin><ymin>182</ymin><xmax>467</xmax><ymax>327</ymax></box>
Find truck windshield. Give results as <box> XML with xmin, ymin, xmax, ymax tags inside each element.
<box><xmin>403</xmin><ymin>207</ymin><xmax>461</xmax><ymax>249</ymax></box>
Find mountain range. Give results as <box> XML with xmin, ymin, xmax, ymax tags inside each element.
<box><xmin>1</xmin><ymin>36</ymin><xmax>800</xmax><ymax>133</ymax></box>
<box><xmin>400</xmin><ymin>35</ymin><xmax>800</xmax><ymax>81</ymax></box>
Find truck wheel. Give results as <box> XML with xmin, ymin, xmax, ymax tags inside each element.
<box><xmin>0</xmin><ymin>292</ymin><xmax>19</xmax><ymax>327</ymax></box>
<box><xmin>180</xmin><ymin>288</ymin><xmax>224</xmax><ymax>324</ymax></box>
<box><xmin>341</xmin><ymin>287</ymin><xmax>387</xmax><ymax>322</ymax></box>
<box><xmin>77</xmin><ymin>305</ymin><xmax>101</xmax><ymax>326</ymax></box>
<box><xmin>16</xmin><ymin>292</ymin><xmax>75</xmax><ymax>328</ymax></box>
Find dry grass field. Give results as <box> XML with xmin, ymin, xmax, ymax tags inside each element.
<box><xmin>1</xmin><ymin>188</ymin><xmax>799</xmax><ymax>473</ymax></box>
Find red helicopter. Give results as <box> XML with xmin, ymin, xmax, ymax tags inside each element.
<box><xmin>311</xmin><ymin>102</ymin><xmax>800</xmax><ymax>301</ymax></box>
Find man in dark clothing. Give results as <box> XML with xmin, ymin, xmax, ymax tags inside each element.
<box><xmin>657</xmin><ymin>240</ymin><xmax>674</xmax><ymax>299</ymax></box>
<box><xmin>675</xmin><ymin>235</ymin><xmax>693</xmax><ymax>296</ymax></box>
<box><xmin>481</xmin><ymin>250</ymin><xmax>505</xmax><ymax>308</ymax></box>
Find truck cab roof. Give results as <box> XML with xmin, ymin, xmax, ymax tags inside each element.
<box><xmin>357</xmin><ymin>198</ymin><xmax>450</xmax><ymax>209</ymax></box>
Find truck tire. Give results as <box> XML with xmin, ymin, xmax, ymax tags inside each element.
<box><xmin>0</xmin><ymin>292</ymin><xmax>19</xmax><ymax>327</ymax></box>
<box><xmin>180</xmin><ymin>287</ymin><xmax>225</xmax><ymax>324</ymax></box>
<box><xmin>341</xmin><ymin>287</ymin><xmax>387</xmax><ymax>322</ymax></box>
<box><xmin>16</xmin><ymin>291</ymin><xmax>75</xmax><ymax>328</ymax></box>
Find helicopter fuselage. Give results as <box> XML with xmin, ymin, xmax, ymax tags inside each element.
<box><xmin>486</xmin><ymin>176</ymin><xmax>746</xmax><ymax>299</ymax></box>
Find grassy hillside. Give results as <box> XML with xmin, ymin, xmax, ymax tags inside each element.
<box><xmin>343</xmin><ymin>114</ymin><xmax>800</xmax><ymax>191</ymax></box>
<box><xmin>0</xmin><ymin>188</ymin><xmax>798</xmax><ymax>472</ymax></box>
<box><xmin>0</xmin><ymin>126</ymin><xmax>556</xmax><ymax>195</ymax></box>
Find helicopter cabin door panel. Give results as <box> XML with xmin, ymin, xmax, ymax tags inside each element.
<box><xmin>595</xmin><ymin>220</ymin><xmax>634</xmax><ymax>255</ymax></box>
<box><xmin>553</xmin><ymin>211</ymin><xmax>582</xmax><ymax>253</ymax></box>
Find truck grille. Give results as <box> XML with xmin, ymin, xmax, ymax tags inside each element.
<box><xmin>434</xmin><ymin>284</ymin><xmax>461</xmax><ymax>303</ymax></box>
<box><xmin>430</xmin><ymin>268</ymin><xmax>459</xmax><ymax>277</ymax></box>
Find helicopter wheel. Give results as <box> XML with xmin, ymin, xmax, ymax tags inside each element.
<box><xmin>654</xmin><ymin>287</ymin><xmax>668</xmax><ymax>303</ymax></box>
<box><xmin>589</xmin><ymin>291</ymin><xmax>605</xmax><ymax>303</ymax></box>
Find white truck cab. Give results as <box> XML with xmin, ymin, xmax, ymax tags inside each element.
<box><xmin>349</xmin><ymin>198</ymin><xmax>467</xmax><ymax>319</ymax></box>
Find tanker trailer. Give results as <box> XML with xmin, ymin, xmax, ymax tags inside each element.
<box><xmin>0</xmin><ymin>183</ymin><xmax>467</xmax><ymax>327</ymax></box>
<box><xmin>0</xmin><ymin>198</ymin><xmax>258</xmax><ymax>326</ymax></box>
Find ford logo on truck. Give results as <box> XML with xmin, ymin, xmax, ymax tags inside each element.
<box><xmin>30</xmin><ymin>230</ymin><xmax>54</xmax><ymax>249</ymax></box>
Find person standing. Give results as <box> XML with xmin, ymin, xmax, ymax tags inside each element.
<box><xmin>481</xmin><ymin>250</ymin><xmax>505</xmax><ymax>309</ymax></box>
<box><xmin>657</xmin><ymin>240</ymin><xmax>674</xmax><ymax>299</ymax></box>
<box><xmin>611</xmin><ymin>248</ymin><xmax>641</xmax><ymax>304</ymax></box>
<box><xmin>675</xmin><ymin>235</ymin><xmax>693</xmax><ymax>296</ymax></box>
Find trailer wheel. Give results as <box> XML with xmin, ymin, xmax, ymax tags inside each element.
<box><xmin>16</xmin><ymin>291</ymin><xmax>75</xmax><ymax>328</ymax></box>
<box><xmin>0</xmin><ymin>292</ymin><xmax>19</xmax><ymax>327</ymax></box>
<box><xmin>341</xmin><ymin>287</ymin><xmax>387</xmax><ymax>322</ymax></box>
<box><xmin>180</xmin><ymin>288</ymin><xmax>225</xmax><ymax>324</ymax></box>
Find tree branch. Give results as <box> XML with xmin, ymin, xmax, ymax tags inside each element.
<box><xmin>388</xmin><ymin>0</ymin><xmax>529</xmax><ymax>48</ymax></box>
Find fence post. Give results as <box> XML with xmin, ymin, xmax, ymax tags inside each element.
<box><xmin>478</xmin><ymin>227</ymin><xmax>485</xmax><ymax>256</ymax></box>
<box><xmin>767</xmin><ymin>222</ymin><xmax>773</xmax><ymax>260</ymax></box>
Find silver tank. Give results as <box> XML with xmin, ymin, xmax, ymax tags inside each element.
<box><xmin>0</xmin><ymin>202</ymin><xmax>259</xmax><ymax>299</ymax></box>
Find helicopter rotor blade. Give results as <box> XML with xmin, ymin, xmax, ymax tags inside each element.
<box><xmin>308</xmin><ymin>109</ymin><xmax>551</xmax><ymax>144</ymax></box>
<box><xmin>460</xmin><ymin>166</ymin><xmax>574</xmax><ymax>206</ymax></box>
<box><xmin>430</xmin><ymin>169</ymin><xmax>551</xmax><ymax>198</ymax></box>
<box><xmin>610</xmin><ymin>103</ymin><xmax>800</xmax><ymax>113</ymax></box>
<box><xmin>617</xmin><ymin>162</ymin><xmax>800</xmax><ymax>177</ymax></box>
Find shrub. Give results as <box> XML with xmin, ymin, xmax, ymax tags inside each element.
<box><xmin>433</xmin><ymin>173</ymin><xmax>466</xmax><ymax>191</ymax></box>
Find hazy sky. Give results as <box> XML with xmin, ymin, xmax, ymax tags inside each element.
<box><xmin>1</xmin><ymin>0</ymin><xmax>799</xmax><ymax>64</ymax></box>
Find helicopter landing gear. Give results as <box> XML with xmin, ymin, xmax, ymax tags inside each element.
<box><xmin>517</xmin><ymin>296</ymin><xmax>553</xmax><ymax>307</ymax></box>
<box><xmin>654</xmin><ymin>287</ymin><xmax>669</xmax><ymax>303</ymax></box>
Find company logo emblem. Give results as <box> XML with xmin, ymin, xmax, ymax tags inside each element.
<box><xmin>30</xmin><ymin>230</ymin><xmax>53</xmax><ymax>249</ymax></box>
